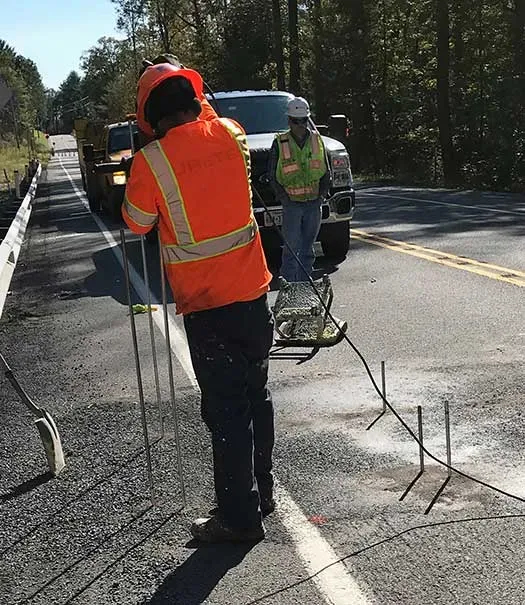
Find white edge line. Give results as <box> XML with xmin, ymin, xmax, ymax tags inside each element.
<box><xmin>59</xmin><ymin>158</ymin><xmax>372</xmax><ymax>605</ymax></box>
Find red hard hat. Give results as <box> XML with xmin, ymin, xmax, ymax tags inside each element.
<box><xmin>136</xmin><ymin>64</ymin><xmax>204</xmax><ymax>136</ymax></box>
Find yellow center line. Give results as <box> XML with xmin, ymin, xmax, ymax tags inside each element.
<box><xmin>352</xmin><ymin>229</ymin><xmax>525</xmax><ymax>287</ymax></box>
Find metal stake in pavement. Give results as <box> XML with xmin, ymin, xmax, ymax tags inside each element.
<box><xmin>158</xmin><ymin>230</ymin><xmax>187</xmax><ymax>507</ymax></box>
<box><xmin>120</xmin><ymin>228</ymin><xmax>154</xmax><ymax>502</ymax></box>
<box><xmin>366</xmin><ymin>360</ymin><xmax>388</xmax><ymax>430</ymax></box>
<box><xmin>381</xmin><ymin>360</ymin><xmax>387</xmax><ymax>414</ymax></box>
<box><xmin>444</xmin><ymin>400</ymin><xmax>452</xmax><ymax>478</ymax></box>
<box><xmin>418</xmin><ymin>405</ymin><xmax>425</xmax><ymax>473</ymax></box>
<box><xmin>399</xmin><ymin>405</ymin><xmax>425</xmax><ymax>501</ymax></box>
<box><xmin>424</xmin><ymin>401</ymin><xmax>453</xmax><ymax>514</ymax></box>
<box><xmin>140</xmin><ymin>235</ymin><xmax>164</xmax><ymax>437</ymax></box>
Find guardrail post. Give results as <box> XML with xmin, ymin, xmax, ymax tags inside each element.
<box><xmin>3</xmin><ymin>169</ymin><xmax>11</xmax><ymax>197</ymax></box>
<box><xmin>14</xmin><ymin>170</ymin><xmax>21</xmax><ymax>199</ymax></box>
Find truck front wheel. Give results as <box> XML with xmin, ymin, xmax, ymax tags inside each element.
<box><xmin>320</xmin><ymin>222</ymin><xmax>350</xmax><ymax>261</ymax></box>
<box><xmin>86</xmin><ymin>175</ymin><xmax>101</xmax><ymax>212</ymax></box>
<box><xmin>108</xmin><ymin>187</ymin><xmax>125</xmax><ymax>220</ymax></box>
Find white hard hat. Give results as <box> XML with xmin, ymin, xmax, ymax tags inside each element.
<box><xmin>287</xmin><ymin>96</ymin><xmax>310</xmax><ymax>119</ymax></box>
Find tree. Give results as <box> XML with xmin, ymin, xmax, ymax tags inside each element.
<box><xmin>75</xmin><ymin>0</ymin><xmax>523</xmax><ymax>190</ymax></box>
<box><xmin>271</xmin><ymin>0</ymin><xmax>286</xmax><ymax>89</ymax></box>
<box><xmin>436</xmin><ymin>0</ymin><xmax>456</xmax><ymax>184</ymax></box>
<box><xmin>0</xmin><ymin>39</ymin><xmax>48</xmax><ymax>144</ymax></box>
<box><xmin>55</xmin><ymin>71</ymin><xmax>85</xmax><ymax>131</ymax></box>
<box><xmin>81</xmin><ymin>37</ymin><xmax>131</xmax><ymax>118</ymax></box>
<box><xmin>288</xmin><ymin>0</ymin><xmax>300</xmax><ymax>93</ymax></box>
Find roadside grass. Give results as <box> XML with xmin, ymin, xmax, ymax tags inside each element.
<box><xmin>0</xmin><ymin>132</ymin><xmax>50</xmax><ymax>199</ymax></box>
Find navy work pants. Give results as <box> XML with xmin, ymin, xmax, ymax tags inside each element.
<box><xmin>183</xmin><ymin>294</ymin><xmax>275</xmax><ymax>531</ymax></box>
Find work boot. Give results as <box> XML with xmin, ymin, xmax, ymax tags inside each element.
<box><xmin>209</xmin><ymin>496</ymin><xmax>276</xmax><ymax>518</ymax></box>
<box><xmin>260</xmin><ymin>496</ymin><xmax>276</xmax><ymax>516</ymax></box>
<box><xmin>191</xmin><ymin>515</ymin><xmax>265</xmax><ymax>543</ymax></box>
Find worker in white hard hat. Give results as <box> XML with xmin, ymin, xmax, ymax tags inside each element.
<box><xmin>268</xmin><ymin>96</ymin><xmax>331</xmax><ymax>282</ymax></box>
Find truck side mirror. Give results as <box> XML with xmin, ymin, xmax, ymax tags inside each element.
<box><xmin>83</xmin><ymin>144</ymin><xmax>94</xmax><ymax>163</ymax></box>
<box><xmin>328</xmin><ymin>115</ymin><xmax>349</xmax><ymax>142</ymax></box>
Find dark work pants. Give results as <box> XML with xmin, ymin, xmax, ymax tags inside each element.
<box><xmin>183</xmin><ymin>294</ymin><xmax>275</xmax><ymax>531</ymax></box>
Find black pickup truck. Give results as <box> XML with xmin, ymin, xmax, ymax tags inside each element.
<box><xmin>208</xmin><ymin>90</ymin><xmax>356</xmax><ymax>259</ymax></box>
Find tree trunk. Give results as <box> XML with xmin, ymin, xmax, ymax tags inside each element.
<box><xmin>512</xmin><ymin>0</ymin><xmax>525</xmax><ymax>84</ymax></box>
<box><xmin>437</xmin><ymin>0</ymin><xmax>456</xmax><ymax>185</ymax></box>
<box><xmin>451</xmin><ymin>0</ymin><xmax>468</xmax><ymax>166</ymax></box>
<box><xmin>288</xmin><ymin>0</ymin><xmax>300</xmax><ymax>93</ymax></box>
<box><xmin>312</xmin><ymin>0</ymin><xmax>327</xmax><ymax>120</ymax></box>
<box><xmin>348</xmin><ymin>0</ymin><xmax>378</xmax><ymax>172</ymax></box>
<box><xmin>272</xmin><ymin>0</ymin><xmax>286</xmax><ymax>89</ymax></box>
<box><xmin>155</xmin><ymin>0</ymin><xmax>171</xmax><ymax>52</ymax></box>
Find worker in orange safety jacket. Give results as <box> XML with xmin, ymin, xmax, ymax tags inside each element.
<box><xmin>122</xmin><ymin>63</ymin><xmax>275</xmax><ymax>544</ymax></box>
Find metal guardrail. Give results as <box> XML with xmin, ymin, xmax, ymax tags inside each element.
<box><xmin>0</xmin><ymin>163</ymin><xmax>42</xmax><ymax>318</ymax></box>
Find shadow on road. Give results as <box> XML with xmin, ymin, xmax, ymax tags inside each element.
<box><xmin>0</xmin><ymin>472</ymin><xmax>53</xmax><ymax>503</ymax></box>
<box><xmin>146</xmin><ymin>543</ymin><xmax>255</xmax><ymax>605</ymax></box>
<box><xmin>356</xmin><ymin>187</ymin><xmax>525</xmax><ymax>240</ymax></box>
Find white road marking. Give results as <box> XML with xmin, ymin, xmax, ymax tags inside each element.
<box><xmin>58</xmin><ymin>156</ymin><xmax>372</xmax><ymax>605</ymax></box>
<box><xmin>361</xmin><ymin>191</ymin><xmax>525</xmax><ymax>217</ymax></box>
<box><xmin>58</xmin><ymin>158</ymin><xmax>197</xmax><ymax>385</ymax></box>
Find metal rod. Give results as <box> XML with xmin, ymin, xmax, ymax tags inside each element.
<box><xmin>120</xmin><ymin>229</ymin><xmax>154</xmax><ymax>500</ymax></box>
<box><xmin>399</xmin><ymin>405</ymin><xmax>426</xmax><ymax>502</ymax></box>
<box><xmin>158</xmin><ymin>230</ymin><xmax>187</xmax><ymax>507</ymax></box>
<box><xmin>366</xmin><ymin>361</ymin><xmax>388</xmax><ymax>430</ymax></box>
<box><xmin>140</xmin><ymin>235</ymin><xmax>164</xmax><ymax>438</ymax></box>
<box><xmin>128</xmin><ymin>119</ymin><xmax>135</xmax><ymax>155</ymax></box>
<box><xmin>381</xmin><ymin>361</ymin><xmax>387</xmax><ymax>413</ymax></box>
<box><xmin>418</xmin><ymin>405</ymin><xmax>425</xmax><ymax>473</ymax></box>
<box><xmin>444</xmin><ymin>401</ymin><xmax>452</xmax><ymax>478</ymax></box>
<box><xmin>424</xmin><ymin>476</ymin><xmax>451</xmax><ymax>515</ymax></box>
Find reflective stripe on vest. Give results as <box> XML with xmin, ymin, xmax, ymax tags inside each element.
<box><xmin>218</xmin><ymin>117</ymin><xmax>252</xmax><ymax>184</ymax></box>
<box><xmin>281</xmin><ymin>138</ymin><xmax>292</xmax><ymax>160</ymax></box>
<box><xmin>163</xmin><ymin>220</ymin><xmax>258</xmax><ymax>264</ymax></box>
<box><xmin>278</xmin><ymin>137</ymin><xmax>300</xmax><ymax>176</ymax></box>
<box><xmin>141</xmin><ymin>135</ymin><xmax>257</xmax><ymax>265</ymax></box>
<box><xmin>287</xmin><ymin>186</ymin><xmax>317</xmax><ymax>196</ymax></box>
<box><xmin>142</xmin><ymin>141</ymin><xmax>194</xmax><ymax>245</ymax></box>
<box><xmin>123</xmin><ymin>194</ymin><xmax>157</xmax><ymax>228</ymax></box>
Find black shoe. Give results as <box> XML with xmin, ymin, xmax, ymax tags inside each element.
<box><xmin>260</xmin><ymin>497</ymin><xmax>276</xmax><ymax>517</ymax></box>
<box><xmin>191</xmin><ymin>515</ymin><xmax>265</xmax><ymax>543</ymax></box>
<box><xmin>208</xmin><ymin>497</ymin><xmax>276</xmax><ymax>518</ymax></box>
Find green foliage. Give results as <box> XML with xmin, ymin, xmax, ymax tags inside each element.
<box><xmin>70</xmin><ymin>0</ymin><xmax>524</xmax><ymax>191</ymax></box>
<box><xmin>0</xmin><ymin>39</ymin><xmax>48</xmax><ymax>155</ymax></box>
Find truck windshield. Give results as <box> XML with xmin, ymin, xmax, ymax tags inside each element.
<box><xmin>108</xmin><ymin>125</ymin><xmax>137</xmax><ymax>153</ymax></box>
<box><xmin>211</xmin><ymin>95</ymin><xmax>292</xmax><ymax>134</ymax></box>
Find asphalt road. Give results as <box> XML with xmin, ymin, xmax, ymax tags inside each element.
<box><xmin>1</xmin><ymin>135</ymin><xmax>524</xmax><ymax>604</ymax></box>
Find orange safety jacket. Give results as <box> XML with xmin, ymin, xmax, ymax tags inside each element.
<box><xmin>122</xmin><ymin>101</ymin><xmax>272</xmax><ymax>315</ymax></box>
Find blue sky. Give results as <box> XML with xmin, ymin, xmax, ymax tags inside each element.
<box><xmin>1</xmin><ymin>0</ymin><xmax>124</xmax><ymax>90</ymax></box>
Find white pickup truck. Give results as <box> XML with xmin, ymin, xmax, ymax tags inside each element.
<box><xmin>208</xmin><ymin>90</ymin><xmax>356</xmax><ymax>259</ymax></box>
